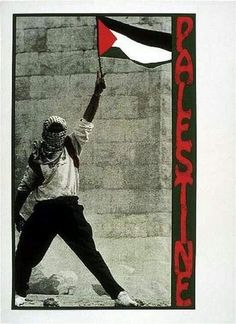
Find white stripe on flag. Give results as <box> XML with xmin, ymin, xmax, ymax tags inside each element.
<box><xmin>112</xmin><ymin>30</ymin><xmax>171</xmax><ymax>64</ymax></box>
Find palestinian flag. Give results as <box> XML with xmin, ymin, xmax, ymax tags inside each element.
<box><xmin>97</xmin><ymin>16</ymin><xmax>172</xmax><ymax>68</ymax></box>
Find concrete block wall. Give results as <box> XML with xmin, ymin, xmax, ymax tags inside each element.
<box><xmin>15</xmin><ymin>16</ymin><xmax>172</xmax><ymax>305</ymax></box>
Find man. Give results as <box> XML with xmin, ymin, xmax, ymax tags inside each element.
<box><xmin>14</xmin><ymin>72</ymin><xmax>137</xmax><ymax>307</ymax></box>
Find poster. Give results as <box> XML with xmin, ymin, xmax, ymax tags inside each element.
<box><xmin>1</xmin><ymin>1</ymin><xmax>235</xmax><ymax>323</ymax></box>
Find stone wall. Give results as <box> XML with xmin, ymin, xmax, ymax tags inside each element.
<box><xmin>15</xmin><ymin>16</ymin><xmax>172</xmax><ymax>305</ymax></box>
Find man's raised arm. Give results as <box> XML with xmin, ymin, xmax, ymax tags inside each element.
<box><xmin>83</xmin><ymin>72</ymin><xmax>106</xmax><ymax>122</ymax></box>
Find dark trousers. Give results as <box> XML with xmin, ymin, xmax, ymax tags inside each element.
<box><xmin>15</xmin><ymin>197</ymin><xmax>123</xmax><ymax>299</ymax></box>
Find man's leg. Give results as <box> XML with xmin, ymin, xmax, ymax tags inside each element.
<box><xmin>15</xmin><ymin>204</ymin><xmax>57</xmax><ymax>298</ymax></box>
<box><xmin>58</xmin><ymin>203</ymin><xmax>124</xmax><ymax>300</ymax></box>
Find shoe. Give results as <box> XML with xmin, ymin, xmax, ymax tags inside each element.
<box><xmin>15</xmin><ymin>294</ymin><xmax>26</xmax><ymax>307</ymax></box>
<box><xmin>115</xmin><ymin>291</ymin><xmax>138</xmax><ymax>307</ymax></box>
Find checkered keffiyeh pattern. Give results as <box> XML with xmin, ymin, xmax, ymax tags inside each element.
<box><xmin>42</xmin><ymin>116</ymin><xmax>67</xmax><ymax>152</ymax></box>
<box><xmin>43</xmin><ymin>116</ymin><xmax>67</xmax><ymax>132</ymax></box>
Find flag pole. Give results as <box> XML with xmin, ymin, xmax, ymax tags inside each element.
<box><xmin>96</xmin><ymin>16</ymin><xmax>103</xmax><ymax>76</ymax></box>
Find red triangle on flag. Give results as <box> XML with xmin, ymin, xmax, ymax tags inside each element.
<box><xmin>98</xmin><ymin>19</ymin><xmax>117</xmax><ymax>56</ymax></box>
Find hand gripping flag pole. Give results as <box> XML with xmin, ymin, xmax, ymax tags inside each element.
<box><xmin>96</xmin><ymin>16</ymin><xmax>104</xmax><ymax>77</ymax></box>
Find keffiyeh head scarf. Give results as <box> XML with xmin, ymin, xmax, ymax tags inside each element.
<box><xmin>42</xmin><ymin>116</ymin><xmax>67</xmax><ymax>152</ymax></box>
<box><xmin>33</xmin><ymin>116</ymin><xmax>67</xmax><ymax>167</ymax></box>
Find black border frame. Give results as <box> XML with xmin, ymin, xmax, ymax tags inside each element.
<box><xmin>11</xmin><ymin>13</ymin><xmax>196</xmax><ymax>310</ymax></box>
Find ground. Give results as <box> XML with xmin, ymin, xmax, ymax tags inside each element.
<box><xmin>20</xmin><ymin>293</ymin><xmax>169</xmax><ymax>308</ymax></box>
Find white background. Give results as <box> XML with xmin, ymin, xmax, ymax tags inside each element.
<box><xmin>0</xmin><ymin>1</ymin><xmax>235</xmax><ymax>323</ymax></box>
